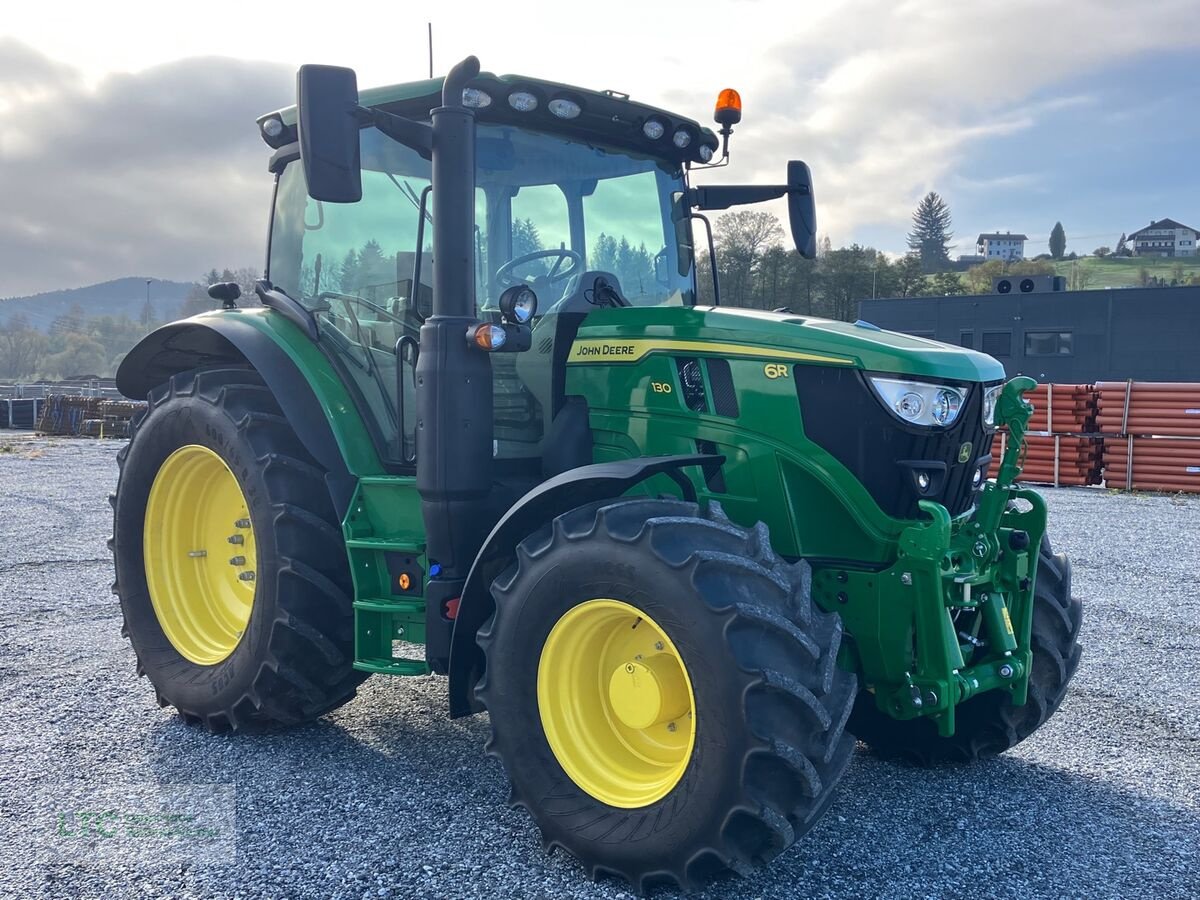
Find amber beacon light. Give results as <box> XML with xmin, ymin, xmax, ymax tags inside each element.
<box><xmin>714</xmin><ymin>88</ymin><xmax>742</xmax><ymax>128</ymax></box>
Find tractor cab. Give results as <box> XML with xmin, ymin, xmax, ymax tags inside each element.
<box><xmin>265</xmin><ymin>111</ymin><xmax>694</xmax><ymax>469</ymax></box>
<box><xmin>258</xmin><ymin>68</ymin><xmax>805</xmax><ymax>478</ymax></box>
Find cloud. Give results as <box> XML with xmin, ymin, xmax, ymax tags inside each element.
<box><xmin>3</xmin><ymin>2</ymin><xmax>1199</xmax><ymax>295</ymax></box>
<box><xmin>0</xmin><ymin>41</ymin><xmax>291</xmax><ymax>297</ymax></box>
<box><xmin>695</xmin><ymin>0</ymin><xmax>1200</xmax><ymax>248</ymax></box>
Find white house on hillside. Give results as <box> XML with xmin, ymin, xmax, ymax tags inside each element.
<box><xmin>977</xmin><ymin>232</ymin><xmax>1027</xmax><ymax>260</ymax></box>
<box><xmin>1128</xmin><ymin>219</ymin><xmax>1198</xmax><ymax>257</ymax></box>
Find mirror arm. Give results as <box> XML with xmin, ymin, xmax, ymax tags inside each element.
<box><xmin>356</xmin><ymin>106</ymin><xmax>433</xmax><ymax>159</ymax></box>
<box><xmin>687</xmin><ymin>184</ymin><xmax>789</xmax><ymax>210</ymax></box>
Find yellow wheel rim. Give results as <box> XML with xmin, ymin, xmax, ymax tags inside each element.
<box><xmin>537</xmin><ymin>599</ymin><xmax>696</xmax><ymax>808</ymax></box>
<box><xmin>143</xmin><ymin>445</ymin><xmax>257</xmax><ymax>666</ymax></box>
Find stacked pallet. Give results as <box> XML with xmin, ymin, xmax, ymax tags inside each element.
<box><xmin>990</xmin><ymin>383</ymin><xmax>1102</xmax><ymax>486</ymax></box>
<box><xmin>38</xmin><ymin>395</ymin><xmax>105</xmax><ymax>435</ymax></box>
<box><xmin>9</xmin><ymin>398</ymin><xmax>45</xmax><ymax>429</ymax></box>
<box><xmin>36</xmin><ymin>395</ymin><xmax>145</xmax><ymax>438</ymax></box>
<box><xmin>1097</xmin><ymin>382</ymin><xmax>1200</xmax><ymax>492</ymax></box>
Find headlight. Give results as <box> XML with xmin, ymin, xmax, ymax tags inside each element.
<box><xmin>498</xmin><ymin>285</ymin><xmax>538</xmax><ymax>324</ymax></box>
<box><xmin>869</xmin><ymin>377</ymin><xmax>967</xmax><ymax>427</ymax></box>
<box><xmin>507</xmin><ymin>90</ymin><xmax>538</xmax><ymax>112</ymax></box>
<box><xmin>982</xmin><ymin>384</ymin><xmax>1003</xmax><ymax>427</ymax></box>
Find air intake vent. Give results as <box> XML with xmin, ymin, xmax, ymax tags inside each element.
<box><xmin>676</xmin><ymin>358</ymin><xmax>708</xmax><ymax>412</ymax></box>
<box><xmin>705</xmin><ymin>358</ymin><xmax>739</xmax><ymax>417</ymax></box>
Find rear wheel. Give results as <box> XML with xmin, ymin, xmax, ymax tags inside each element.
<box><xmin>110</xmin><ymin>368</ymin><xmax>365</xmax><ymax>730</ymax></box>
<box><xmin>476</xmin><ymin>499</ymin><xmax>857</xmax><ymax>892</ymax></box>
<box><xmin>849</xmin><ymin>537</ymin><xmax>1082</xmax><ymax>764</ymax></box>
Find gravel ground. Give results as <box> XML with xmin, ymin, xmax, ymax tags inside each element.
<box><xmin>0</xmin><ymin>436</ymin><xmax>1197</xmax><ymax>899</ymax></box>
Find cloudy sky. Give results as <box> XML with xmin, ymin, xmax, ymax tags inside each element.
<box><xmin>2</xmin><ymin>0</ymin><xmax>1198</xmax><ymax>297</ymax></box>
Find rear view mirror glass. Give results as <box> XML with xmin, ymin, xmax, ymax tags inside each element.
<box><xmin>297</xmin><ymin>64</ymin><xmax>362</xmax><ymax>203</ymax></box>
<box><xmin>787</xmin><ymin>160</ymin><xmax>816</xmax><ymax>259</ymax></box>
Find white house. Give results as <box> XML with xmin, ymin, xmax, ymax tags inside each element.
<box><xmin>977</xmin><ymin>232</ymin><xmax>1027</xmax><ymax>260</ymax></box>
<box><xmin>1128</xmin><ymin>219</ymin><xmax>1198</xmax><ymax>257</ymax></box>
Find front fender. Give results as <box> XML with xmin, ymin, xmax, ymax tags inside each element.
<box><xmin>446</xmin><ymin>453</ymin><xmax>722</xmax><ymax>717</ymax></box>
<box><xmin>116</xmin><ymin>308</ymin><xmax>387</xmax><ymax>516</ymax></box>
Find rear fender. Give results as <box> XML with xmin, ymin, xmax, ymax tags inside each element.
<box><xmin>116</xmin><ymin>310</ymin><xmax>386</xmax><ymax>517</ymax></box>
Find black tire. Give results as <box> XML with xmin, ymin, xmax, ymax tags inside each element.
<box><xmin>476</xmin><ymin>499</ymin><xmax>857</xmax><ymax>892</ymax></box>
<box><xmin>849</xmin><ymin>537</ymin><xmax>1082</xmax><ymax>764</ymax></box>
<box><xmin>110</xmin><ymin>367</ymin><xmax>365</xmax><ymax>731</ymax></box>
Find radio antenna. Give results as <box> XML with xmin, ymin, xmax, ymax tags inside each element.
<box><xmin>427</xmin><ymin>23</ymin><xmax>433</xmax><ymax>78</ymax></box>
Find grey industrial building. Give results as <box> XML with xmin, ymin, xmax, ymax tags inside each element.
<box><xmin>858</xmin><ymin>285</ymin><xmax>1200</xmax><ymax>383</ymax></box>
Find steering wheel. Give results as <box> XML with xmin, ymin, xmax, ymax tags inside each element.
<box><xmin>496</xmin><ymin>248</ymin><xmax>583</xmax><ymax>295</ymax></box>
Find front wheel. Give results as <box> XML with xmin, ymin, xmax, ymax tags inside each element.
<box><xmin>849</xmin><ymin>537</ymin><xmax>1082</xmax><ymax>764</ymax></box>
<box><xmin>476</xmin><ymin>499</ymin><xmax>857</xmax><ymax>892</ymax></box>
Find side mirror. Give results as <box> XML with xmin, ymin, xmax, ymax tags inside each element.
<box><xmin>296</xmin><ymin>64</ymin><xmax>362</xmax><ymax>203</ymax></box>
<box><xmin>787</xmin><ymin>160</ymin><xmax>817</xmax><ymax>259</ymax></box>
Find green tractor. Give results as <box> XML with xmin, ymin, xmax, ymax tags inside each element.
<box><xmin>111</xmin><ymin>56</ymin><xmax>1082</xmax><ymax>890</ymax></box>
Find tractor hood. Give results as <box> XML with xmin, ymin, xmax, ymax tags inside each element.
<box><xmin>574</xmin><ymin>306</ymin><xmax>1006</xmax><ymax>383</ymax></box>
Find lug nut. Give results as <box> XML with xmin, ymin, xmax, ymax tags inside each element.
<box><xmin>229</xmin><ymin>556</ymin><xmax>246</xmax><ymax>566</ymax></box>
<box><xmin>999</xmin><ymin>664</ymin><xmax>1014</xmax><ymax>679</ymax></box>
<box><xmin>187</xmin><ymin>550</ymin><xmax>207</xmax><ymax>559</ymax></box>
<box><xmin>228</xmin><ymin>534</ymin><xmax>244</xmax><ymax>545</ymax></box>
<box><xmin>666</xmin><ymin>722</ymin><xmax>676</xmax><ymax>732</ymax></box>
<box><xmin>238</xmin><ymin>571</ymin><xmax>255</xmax><ymax>582</ymax></box>
<box><xmin>654</xmin><ymin>641</ymin><xmax>664</xmax><ymax>651</ymax></box>
<box><xmin>901</xmin><ymin>572</ymin><xmax>913</xmax><ymax>586</ymax></box>
<box><xmin>235</xmin><ymin>518</ymin><xmax>251</xmax><ymax>529</ymax></box>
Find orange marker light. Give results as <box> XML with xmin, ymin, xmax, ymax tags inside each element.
<box><xmin>714</xmin><ymin>88</ymin><xmax>742</xmax><ymax>127</ymax></box>
<box><xmin>398</xmin><ymin>573</ymin><xmax>411</xmax><ymax>591</ymax></box>
<box><xmin>468</xmin><ymin>323</ymin><xmax>507</xmax><ymax>351</ymax></box>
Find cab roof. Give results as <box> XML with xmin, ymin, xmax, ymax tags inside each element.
<box><xmin>257</xmin><ymin>71</ymin><xmax>719</xmax><ymax>167</ymax></box>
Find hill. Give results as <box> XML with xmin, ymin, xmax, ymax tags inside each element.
<box><xmin>0</xmin><ymin>277</ymin><xmax>193</xmax><ymax>331</ymax></box>
<box><xmin>1052</xmin><ymin>255</ymin><xmax>1200</xmax><ymax>289</ymax></box>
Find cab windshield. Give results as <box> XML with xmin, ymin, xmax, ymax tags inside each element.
<box><xmin>267</xmin><ymin>123</ymin><xmax>696</xmax><ymax>465</ymax></box>
<box><xmin>270</xmin><ymin>124</ymin><xmax>695</xmax><ymax>313</ymax></box>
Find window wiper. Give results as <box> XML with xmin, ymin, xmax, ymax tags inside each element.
<box><xmin>386</xmin><ymin>173</ymin><xmax>433</xmax><ymax>225</ymax></box>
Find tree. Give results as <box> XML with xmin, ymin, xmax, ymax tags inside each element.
<box><xmin>1049</xmin><ymin>222</ymin><xmax>1066</xmax><ymax>259</ymax></box>
<box><xmin>0</xmin><ymin>314</ymin><xmax>48</xmax><ymax>378</ymax></box>
<box><xmin>891</xmin><ymin>253</ymin><xmax>926</xmax><ymax>298</ymax></box>
<box><xmin>43</xmin><ymin>332</ymin><xmax>108</xmax><ymax>379</ymax></box>
<box><xmin>964</xmin><ymin>260</ymin><xmax>1007</xmax><ymax>294</ymax></box>
<box><xmin>819</xmin><ymin>244</ymin><xmax>874</xmax><ymax>321</ymax></box>
<box><xmin>906</xmin><ymin>192</ymin><xmax>954</xmax><ymax>273</ymax></box>
<box><xmin>1115</xmin><ymin>233</ymin><xmax>1130</xmax><ymax>256</ymax></box>
<box><xmin>713</xmin><ymin>210</ymin><xmax>784</xmax><ymax>308</ymax></box>
<box><xmin>1093</xmin><ymin>246</ymin><xmax>1111</xmax><ymax>258</ymax></box>
<box><xmin>929</xmin><ymin>271</ymin><xmax>965</xmax><ymax>295</ymax></box>
<box><xmin>511</xmin><ymin>218</ymin><xmax>545</xmax><ymax>264</ymax></box>
<box><xmin>1007</xmin><ymin>258</ymin><xmax>1055</xmax><ymax>276</ymax></box>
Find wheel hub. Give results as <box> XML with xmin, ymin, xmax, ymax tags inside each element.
<box><xmin>607</xmin><ymin>654</ymin><xmax>689</xmax><ymax>730</ymax></box>
<box><xmin>537</xmin><ymin>599</ymin><xmax>696</xmax><ymax>808</ymax></box>
<box><xmin>143</xmin><ymin>444</ymin><xmax>257</xmax><ymax>666</ymax></box>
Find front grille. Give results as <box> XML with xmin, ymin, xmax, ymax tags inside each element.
<box><xmin>794</xmin><ymin>366</ymin><xmax>996</xmax><ymax>519</ymax></box>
